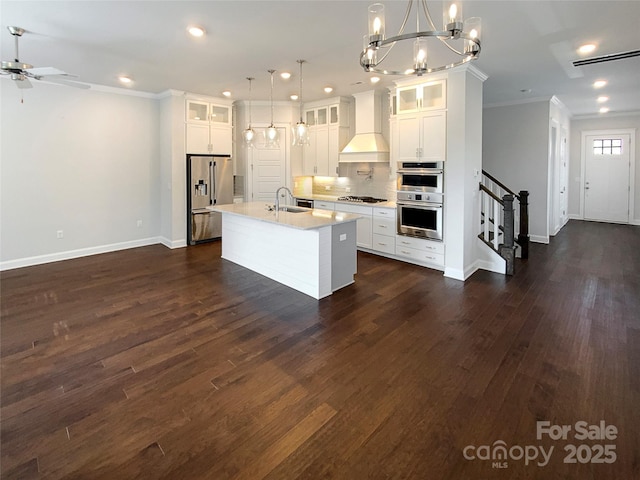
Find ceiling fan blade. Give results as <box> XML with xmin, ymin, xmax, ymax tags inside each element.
<box><xmin>43</xmin><ymin>76</ymin><xmax>90</xmax><ymax>89</ymax></box>
<box><xmin>26</xmin><ymin>66</ymin><xmax>72</xmax><ymax>77</ymax></box>
<box><xmin>573</xmin><ymin>49</ymin><xmax>640</xmax><ymax>67</ymax></box>
<box><xmin>15</xmin><ymin>77</ymin><xmax>33</xmax><ymax>89</ymax></box>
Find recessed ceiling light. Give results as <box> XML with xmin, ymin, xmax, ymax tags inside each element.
<box><xmin>578</xmin><ymin>43</ymin><xmax>596</xmax><ymax>55</ymax></box>
<box><xmin>599</xmin><ymin>107</ymin><xmax>610</xmax><ymax>113</ymax></box>
<box><xmin>222</xmin><ymin>90</ymin><xmax>231</xmax><ymax>97</ymax></box>
<box><xmin>593</xmin><ymin>80</ymin><xmax>607</xmax><ymax>89</ymax></box>
<box><xmin>597</xmin><ymin>95</ymin><xmax>609</xmax><ymax>103</ymax></box>
<box><xmin>324</xmin><ymin>86</ymin><xmax>333</xmax><ymax>94</ymax></box>
<box><xmin>370</xmin><ymin>76</ymin><xmax>380</xmax><ymax>84</ymax></box>
<box><xmin>280</xmin><ymin>72</ymin><xmax>291</xmax><ymax>80</ymax></box>
<box><xmin>188</xmin><ymin>26</ymin><xmax>205</xmax><ymax>37</ymax></box>
<box><xmin>118</xmin><ymin>75</ymin><xmax>133</xmax><ymax>84</ymax></box>
<box><xmin>290</xmin><ymin>94</ymin><xmax>299</xmax><ymax>101</ymax></box>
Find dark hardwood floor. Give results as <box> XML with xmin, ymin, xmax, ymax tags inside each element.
<box><xmin>1</xmin><ymin>220</ymin><xmax>639</xmax><ymax>479</ymax></box>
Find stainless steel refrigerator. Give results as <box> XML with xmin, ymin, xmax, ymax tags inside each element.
<box><xmin>187</xmin><ymin>154</ymin><xmax>233</xmax><ymax>244</ymax></box>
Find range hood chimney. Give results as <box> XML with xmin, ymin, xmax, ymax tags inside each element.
<box><xmin>339</xmin><ymin>90</ymin><xmax>389</xmax><ymax>163</ymax></box>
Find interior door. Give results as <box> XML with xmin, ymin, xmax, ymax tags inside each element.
<box><xmin>250</xmin><ymin>127</ymin><xmax>287</xmax><ymax>202</ymax></box>
<box><xmin>584</xmin><ymin>134</ymin><xmax>631</xmax><ymax>223</ymax></box>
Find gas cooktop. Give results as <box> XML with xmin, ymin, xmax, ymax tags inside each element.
<box><xmin>337</xmin><ymin>196</ymin><xmax>387</xmax><ymax>204</ymax></box>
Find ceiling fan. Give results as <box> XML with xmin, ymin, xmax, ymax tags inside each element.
<box><xmin>1</xmin><ymin>26</ymin><xmax>89</xmax><ymax>89</ymax></box>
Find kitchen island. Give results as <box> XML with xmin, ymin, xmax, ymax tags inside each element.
<box><xmin>208</xmin><ymin>202</ymin><xmax>360</xmax><ymax>299</ymax></box>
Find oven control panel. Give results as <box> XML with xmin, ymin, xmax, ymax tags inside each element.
<box><xmin>397</xmin><ymin>191</ymin><xmax>443</xmax><ymax>204</ymax></box>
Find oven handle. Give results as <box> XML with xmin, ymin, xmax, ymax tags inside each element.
<box><xmin>397</xmin><ymin>201</ymin><xmax>442</xmax><ymax>208</ymax></box>
<box><xmin>397</xmin><ymin>168</ymin><xmax>443</xmax><ymax>175</ymax></box>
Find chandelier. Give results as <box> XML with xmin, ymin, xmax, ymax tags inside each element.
<box><xmin>361</xmin><ymin>1</ymin><xmax>481</xmax><ymax>76</ymax></box>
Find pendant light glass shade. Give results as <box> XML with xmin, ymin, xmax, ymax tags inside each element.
<box><xmin>264</xmin><ymin>69</ymin><xmax>279</xmax><ymax>148</ymax></box>
<box><xmin>292</xmin><ymin>59</ymin><xmax>310</xmax><ymax>146</ymax></box>
<box><xmin>242</xmin><ymin>77</ymin><xmax>256</xmax><ymax>148</ymax></box>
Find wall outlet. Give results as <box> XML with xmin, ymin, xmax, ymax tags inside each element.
<box><xmin>325</xmin><ymin>185</ymin><xmax>331</xmax><ymax>190</ymax></box>
<box><xmin>56</xmin><ymin>230</ymin><xmax>64</xmax><ymax>239</ymax></box>
<box><xmin>339</xmin><ymin>233</ymin><xmax>347</xmax><ymax>241</ymax></box>
<box><xmin>346</xmin><ymin>187</ymin><xmax>351</xmax><ymax>193</ymax></box>
<box><xmin>136</xmin><ymin>220</ymin><xmax>143</xmax><ymax>227</ymax></box>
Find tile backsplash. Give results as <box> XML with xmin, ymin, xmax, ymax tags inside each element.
<box><xmin>293</xmin><ymin>163</ymin><xmax>397</xmax><ymax>201</ymax></box>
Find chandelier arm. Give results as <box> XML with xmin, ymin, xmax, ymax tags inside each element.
<box><xmin>420</xmin><ymin>0</ymin><xmax>438</xmax><ymax>32</ymax></box>
<box><xmin>397</xmin><ymin>0</ymin><xmax>414</xmax><ymax>36</ymax></box>
<box><xmin>440</xmin><ymin>38</ymin><xmax>465</xmax><ymax>56</ymax></box>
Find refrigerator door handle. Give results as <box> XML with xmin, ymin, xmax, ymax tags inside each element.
<box><xmin>210</xmin><ymin>161</ymin><xmax>216</xmax><ymax>205</ymax></box>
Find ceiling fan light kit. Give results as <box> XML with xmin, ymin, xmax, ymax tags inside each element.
<box><xmin>361</xmin><ymin>0</ymin><xmax>481</xmax><ymax>76</ymax></box>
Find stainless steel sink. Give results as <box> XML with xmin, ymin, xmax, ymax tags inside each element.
<box><xmin>277</xmin><ymin>206</ymin><xmax>308</xmax><ymax>213</ymax></box>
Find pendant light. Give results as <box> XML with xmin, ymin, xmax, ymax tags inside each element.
<box><xmin>292</xmin><ymin>59</ymin><xmax>309</xmax><ymax>146</ymax></box>
<box><xmin>242</xmin><ymin>77</ymin><xmax>256</xmax><ymax>148</ymax></box>
<box><xmin>265</xmin><ymin>69</ymin><xmax>279</xmax><ymax>148</ymax></box>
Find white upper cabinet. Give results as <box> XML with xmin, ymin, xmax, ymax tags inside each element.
<box><xmin>302</xmin><ymin>97</ymin><xmax>353</xmax><ymax>177</ymax></box>
<box><xmin>392</xmin><ymin>79</ymin><xmax>447</xmax><ymax>163</ymax></box>
<box><xmin>185</xmin><ymin>98</ymin><xmax>232</xmax><ymax>155</ymax></box>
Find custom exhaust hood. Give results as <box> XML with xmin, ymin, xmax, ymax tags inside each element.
<box><xmin>339</xmin><ymin>90</ymin><xmax>389</xmax><ymax>163</ymax></box>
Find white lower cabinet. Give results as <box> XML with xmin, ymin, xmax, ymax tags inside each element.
<box><xmin>314</xmin><ymin>200</ymin><xmax>335</xmax><ymax>210</ymax></box>
<box><xmin>395</xmin><ymin>235</ymin><xmax>444</xmax><ymax>267</ymax></box>
<box><xmin>334</xmin><ymin>203</ymin><xmax>372</xmax><ymax>249</ymax></box>
<box><xmin>372</xmin><ymin>207</ymin><xmax>396</xmax><ymax>254</ymax></box>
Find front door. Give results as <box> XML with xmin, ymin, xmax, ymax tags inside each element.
<box><xmin>584</xmin><ymin>133</ymin><xmax>631</xmax><ymax>223</ymax></box>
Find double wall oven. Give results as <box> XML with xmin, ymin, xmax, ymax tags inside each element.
<box><xmin>396</xmin><ymin>161</ymin><xmax>444</xmax><ymax>241</ymax></box>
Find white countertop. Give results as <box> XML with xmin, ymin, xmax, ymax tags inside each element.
<box><xmin>208</xmin><ymin>202</ymin><xmax>361</xmax><ymax>230</ymax></box>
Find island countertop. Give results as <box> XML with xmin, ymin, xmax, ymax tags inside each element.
<box><xmin>208</xmin><ymin>202</ymin><xmax>361</xmax><ymax>230</ymax></box>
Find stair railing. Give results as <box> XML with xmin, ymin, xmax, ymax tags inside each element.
<box><xmin>479</xmin><ymin>185</ymin><xmax>516</xmax><ymax>275</ymax></box>
<box><xmin>481</xmin><ymin>170</ymin><xmax>529</xmax><ymax>259</ymax></box>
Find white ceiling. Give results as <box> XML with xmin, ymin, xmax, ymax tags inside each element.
<box><xmin>2</xmin><ymin>0</ymin><xmax>639</xmax><ymax>116</ymax></box>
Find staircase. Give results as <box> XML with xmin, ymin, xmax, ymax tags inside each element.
<box><xmin>479</xmin><ymin>170</ymin><xmax>529</xmax><ymax>275</ymax></box>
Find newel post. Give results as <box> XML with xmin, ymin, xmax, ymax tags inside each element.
<box><xmin>518</xmin><ymin>190</ymin><xmax>529</xmax><ymax>259</ymax></box>
<box><xmin>500</xmin><ymin>194</ymin><xmax>515</xmax><ymax>275</ymax></box>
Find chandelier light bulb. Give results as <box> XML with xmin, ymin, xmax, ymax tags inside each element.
<box><xmin>368</xmin><ymin>3</ymin><xmax>385</xmax><ymax>43</ymax></box>
<box><xmin>444</xmin><ymin>1</ymin><xmax>463</xmax><ymax>29</ymax></box>
<box><xmin>449</xmin><ymin>4</ymin><xmax>457</xmax><ymax>22</ymax></box>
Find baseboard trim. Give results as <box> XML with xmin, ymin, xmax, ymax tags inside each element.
<box><xmin>159</xmin><ymin>237</ymin><xmax>187</xmax><ymax>249</ymax></box>
<box><xmin>530</xmin><ymin>234</ymin><xmax>549</xmax><ymax>244</ymax></box>
<box><xmin>0</xmin><ymin>237</ymin><xmax>163</xmax><ymax>271</ymax></box>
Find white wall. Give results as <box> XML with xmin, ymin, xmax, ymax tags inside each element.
<box><xmin>483</xmin><ymin>100</ymin><xmax>551</xmax><ymax>242</ymax></box>
<box><xmin>569</xmin><ymin>112</ymin><xmax>640</xmax><ymax>224</ymax></box>
<box><xmin>0</xmin><ymin>80</ymin><xmax>160</xmax><ymax>269</ymax></box>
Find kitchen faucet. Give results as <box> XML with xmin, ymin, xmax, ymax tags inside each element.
<box><xmin>275</xmin><ymin>186</ymin><xmax>293</xmax><ymax>211</ymax></box>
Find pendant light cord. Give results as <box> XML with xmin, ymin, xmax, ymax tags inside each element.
<box><xmin>297</xmin><ymin>60</ymin><xmax>305</xmax><ymax>122</ymax></box>
<box><xmin>247</xmin><ymin>77</ymin><xmax>254</xmax><ymax>126</ymax></box>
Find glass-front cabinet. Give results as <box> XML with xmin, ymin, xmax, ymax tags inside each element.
<box><xmin>301</xmin><ymin>97</ymin><xmax>353</xmax><ymax>177</ymax></box>
<box><xmin>396</xmin><ymin>79</ymin><xmax>446</xmax><ymax>114</ymax></box>
<box><xmin>186</xmin><ymin>100</ymin><xmax>231</xmax><ymax>125</ymax></box>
